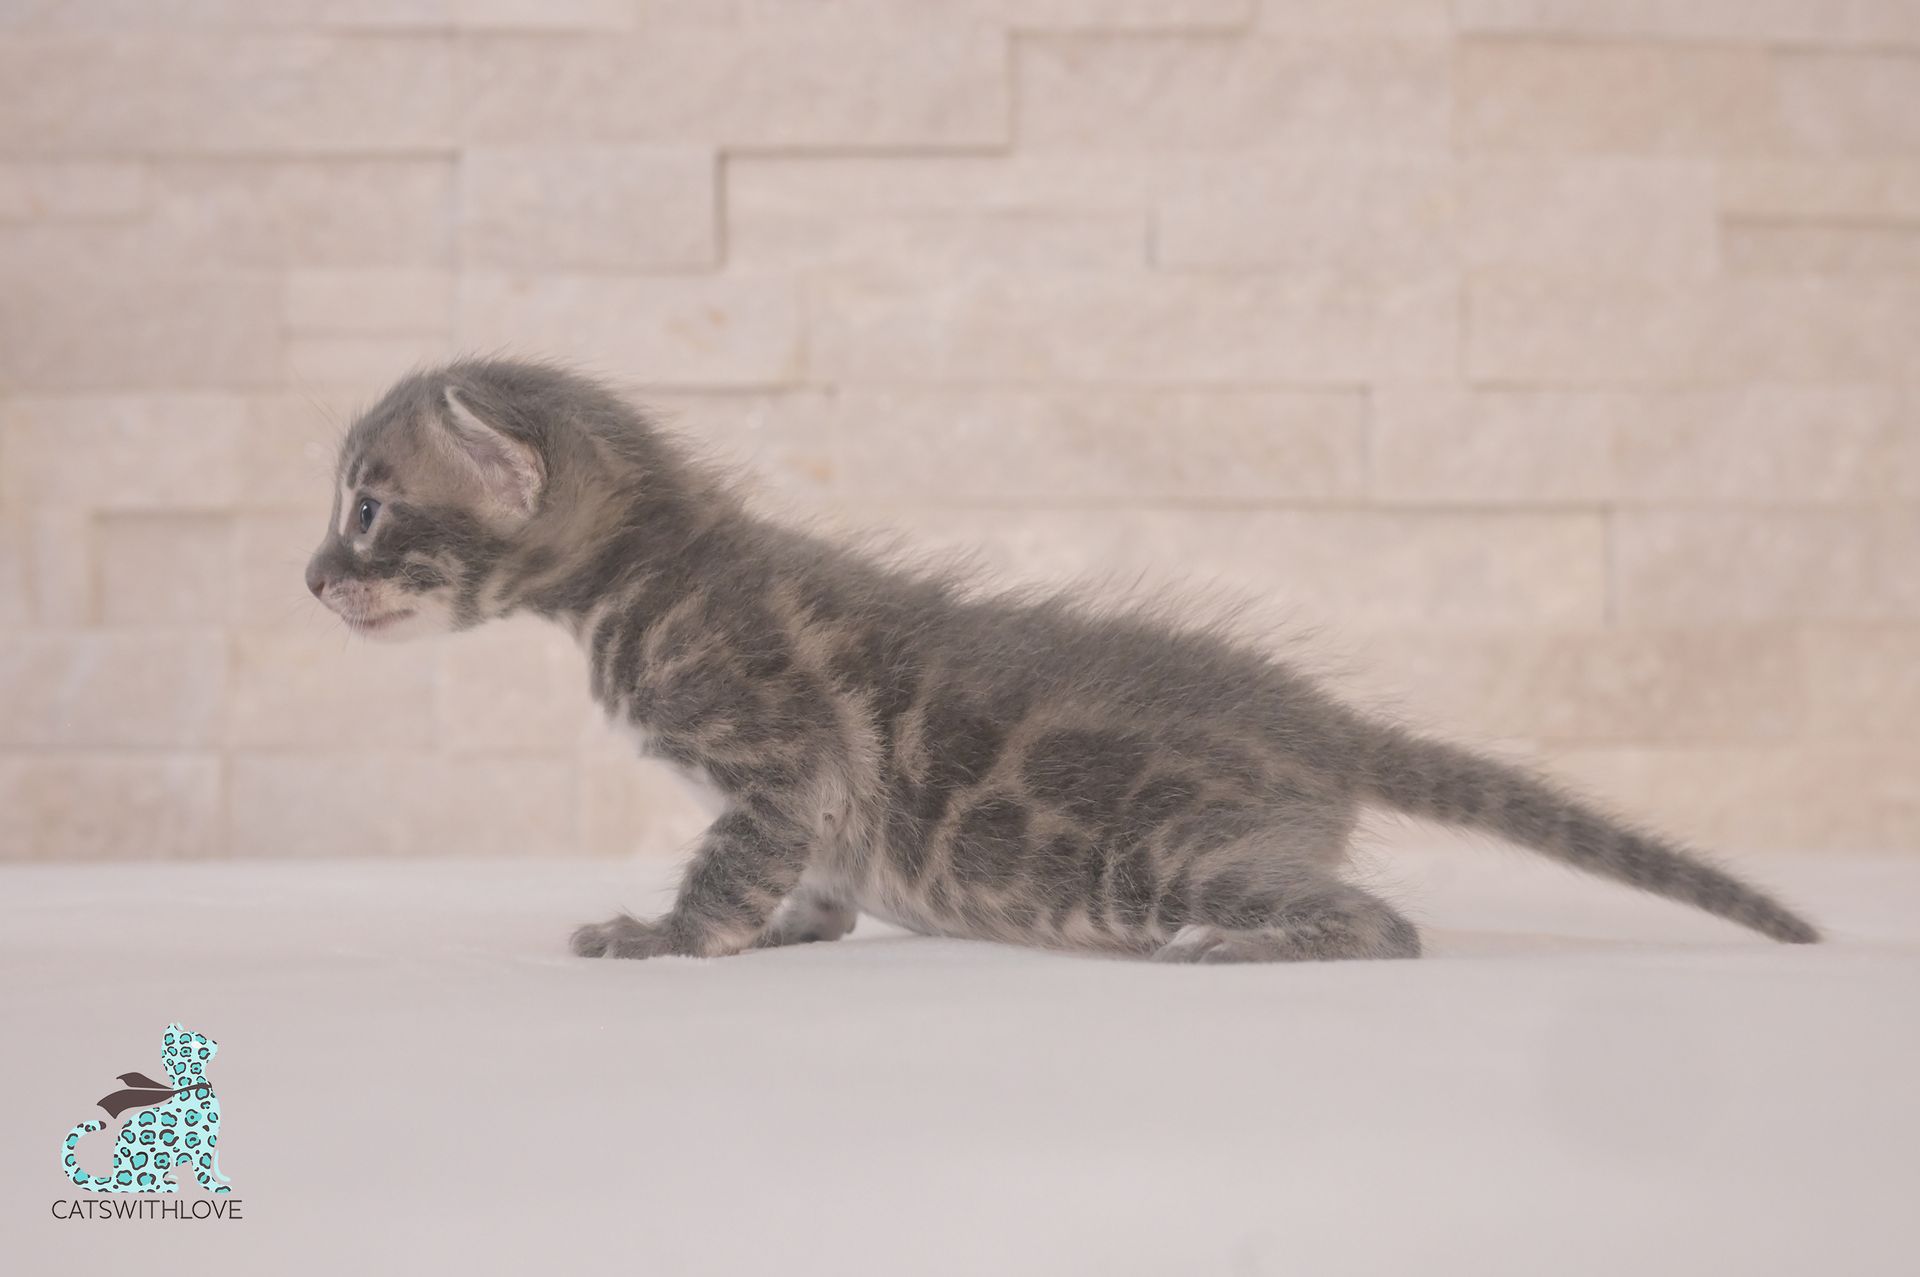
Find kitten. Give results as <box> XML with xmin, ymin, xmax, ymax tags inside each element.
<box><xmin>307</xmin><ymin>359</ymin><xmax>1819</xmax><ymax>963</ymax></box>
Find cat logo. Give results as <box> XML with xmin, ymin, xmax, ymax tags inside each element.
<box><xmin>56</xmin><ymin>1023</ymin><xmax>235</xmax><ymax>1197</ymax></box>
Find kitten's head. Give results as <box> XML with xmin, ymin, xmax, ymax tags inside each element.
<box><xmin>308</xmin><ymin>359</ymin><xmax>711</xmax><ymax>640</ymax></box>
<box><xmin>307</xmin><ymin>370</ymin><xmax>545</xmax><ymax>640</ymax></box>
<box><xmin>162</xmin><ymin>1024</ymin><xmax>218</xmax><ymax>1084</ymax></box>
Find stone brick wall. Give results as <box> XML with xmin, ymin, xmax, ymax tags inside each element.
<box><xmin>3</xmin><ymin>1</ymin><xmax>1917</xmax><ymax>860</ymax></box>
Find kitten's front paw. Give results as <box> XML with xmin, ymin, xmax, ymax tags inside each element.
<box><xmin>569</xmin><ymin>918</ymin><xmax>616</xmax><ymax>957</ymax></box>
<box><xmin>569</xmin><ymin>914</ymin><xmax>673</xmax><ymax>960</ymax></box>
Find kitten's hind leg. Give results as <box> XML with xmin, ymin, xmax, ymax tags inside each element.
<box><xmin>753</xmin><ymin>883</ymin><xmax>858</xmax><ymax>949</ymax></box>
<box><xmin>1153</xmin><ymin>880</ymin><xmax>1420</xmax><ymax>964</ymax></box>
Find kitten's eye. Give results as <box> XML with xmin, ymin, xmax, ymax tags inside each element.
<box><xmin>356</xmin><ymin>496</ymin><xmax>381</xmax><ymax>534</ymax></box>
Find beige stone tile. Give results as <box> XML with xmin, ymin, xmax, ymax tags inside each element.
<box><xmin>1724</xmin><ymin>220</ymin><xmax>1920</xmax><ymax>275</ymax></box>
<box><xmin>0</xmin><ymin>633</ymin><xmax>226</xmax><ymax>747</ymax></box>
<box><xmin>1814</xmin><ymin>627</ymin><xmax>1912</xmax><ymax>731</ymax></box>
<box><xmin>0</xmin><ymin>161</ymin><xmax>145</xmax><ymax>219</ymax></box>
<box><xmin>1892</xmin><ymin>393</ymin><xmax>1920</xmax><ymax>499</ymax></box>
<box><xmin>227</xmin><ymin>631</ymin><xmax>438</xmax><ymax>749</ymax></box>
<box><xmin>727</xmin><ymin>153</ymin><xmax>1167</xmax><ymax>220</ymax></box>
<box><xmin>236</xmin><ymin>753</ymin><xmax>435</xmax><ymax>858</ymax></box>
<box><xmin>285</xmin><ymin>334</ymin><xmax>460</xmax><ymax>389</ymax></box>
<box><xmin>96</xmin><ymin>514</ymin><xmax>232</xmax><ymax>626</ymax></box>
<box><xmin>1457</xmin><ymin>0</ymin><xmax>1920</xmax><ymax>47</ymax></box>
<box><xmin>0</xmin><ymin>1</ymin><xmax>452</xmax><ymax>28</ymax></box>
<box><xmin>457</xmin><ymin>273</ymin><xmax>802</xmax><ymax>388</ymax></box>
<box><xmin>810</xmin><ymin>269</ymin><xmax>1458</xmax><ymax>384</ymax></box>
<box><xmin>454</xmin><ymin>0</ymin><xmax>636</xmax><ymax>27</ymax></box>
<box><xmin>1370</xmin><ymin>388</ymin><xmax>1614</xmax><ymax>505</ymax></box>
<box><xmin>0</xmin><ymin>160</ymin><xmax>448</xmax><ymax>277</ymax></box>
<box><xmin>1017</xmin><ymin>34</ymin><xmax>1451</xmax><ymax>152</ymax></box>
<box><xmin>645</xmin><ymin>390</ymin><xmax>840</xmax><ymax>502</ymax></box>
<box><xmin>460</xmin><ymin>145</ymin><xmax>716</xmax><ymax>271</ymax></box>
<box><xmin>2</xmin><ymin>394</ymin><xmax>247</xmax><ymax>509</ymax></box>
<box><xmin>285</xmin><ymin>269</ymin><xmax>453</xmax><ymax>334</ymax></box>
<box><xmin>0</xmin><ymin>754</ymin><xmax>223</xmax><ymax>862</ymax></box>
<box><xmin>876</xmin><ymin>508</ymin><xmax>1606</xmax><ymax>628</ymax></box>
<box><xmin>1610</xmin><ymin>511</ymin><xmax>1917</xmax><ymax>624</ymax></box>
<box><xmin>581</xmin><ymin>755</ymin><xmax>715</xmax><ymax>859</ymax></box>
<box><xmin>278</xmin><ymin>753</ymin><xmax>580</xmax><ymax>858</ymax></box>
<box><xmin>1468</xmin><ymin>278</ymin><xmax>1920</xmax><ymax>383</ymax></box>
<box><xmin>457</xmin><ymin>22</ymin><xmax>1007</xmax><ymax>148</ymax></box>
<box><xmin>148</xmin><ymin>159</ymin><xmax>453</xmax><ymax>268</ymax></box>
<box><xmin>1156</xmin><ymin>159</ymin><xmax>1454</xmax><ymax>272</ymax></box>
<box><xmin>730</xmin><ymin>212</ymin><xmax>1145</xmax><ymax>274</ymax></box>
<box><xmin>238</xmin><ymin>393</ymin><xmax>353</xmax><ymax>513</ymax></box>
<box><xmin>1801</xmin><ymin>627</ymin><xmax>1920</xmax><ymax>740</ymax></box>
<box><xmin>0</xmin><ymin>272</ymin><xmax>282</xmax><ymax>390</ymax></box>
<box><xmin>1544</xmin><ymin>744</ymin><xmax>1920</xmax><ymax>852</ymax></box>
<box><xmin>16</xmin><ymin>508</ymin><xmax>95</xmax><ymax>625</ymax></box>
<box><xmin>232</xmin><ymin>512</ymin><xmax>338</xmax><ymax>634</ymax></box>
<box><xmin>437</xmin><ymin>618</ymin><xmax>593</xmax><ymax>753</ymax></box>
<box><xmin>7</xmin><ymin>0</ymin><xmax>632</xmax><ymax>29</ymax></box>
<box><xmin>1718</xmin><ymin>159</ymin><xmax>1920</xmax><ymax>222</ymax></box>
<box><xmin>999</xmin><ymin>0</ymin><xmax>1254</xmax><ymax>26</ymax></box>
<box><xmin>1255</xmin><ymin>0</ymin><xmax>1451</xmax><ymax>36</ymax></box>
<box><xmin>1458</xmin><ymin>39</ymin><xmax>1775</xmax><ymax>155</ymax></box>
<box><xmin>1879</xmin><ymin>511</ymin><xmax>1920</xmax><ymax>617</ymax></box>
<box><xmin>0</xmin><ymin>33</ymin><xmax>452</xmax><ymax>155</ymax></box>
<box><xmin>1460</xmin><ymin>158</ymin><xmax>1720</xmax><ymax>277</ymax></box>
<box><xmin>0</xmin><ymin>525</ymin><xmax>28</xmax><ymax>628</ymax></box>
<box><xmin>0</xmin><ymin>159</ymin><xmax>448</xmax><ymax>280</ymax></box>
<box><xmin>830</xmin><ymin>388</ymin><xmax>1367</xmax><ymax>503</ymax></box>
<box><xmin>638</xmin><ymin>0</ymin><xmax>1252</xmax><ymax>27</ymax></box>
<box><xmin>1375</xmin><ymin>386</ymin><xmax>1910</xmax><ymax>506</ymax></box>
<box><xmin>1354</xmin><ymin>627</ymin><xmax>1805</xmax><ymax>745</ymax></box>
<box><xmin>1778</xmin><ymin>52</ymin><xmax>1920</xmax><ymax>156</ymax></box>
<box><xmin>228</xmin><ymin>753</ymin><xmax>579</xmax><ymax>858</ymax></box>
<box><xmin>1611</xmin><ymin>386</ymin><xmax>1909</xmax><ymax>503</ymax></box>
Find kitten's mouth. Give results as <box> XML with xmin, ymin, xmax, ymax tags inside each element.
<box><xmin>342</xmin><ymin>608</ymin><xmax>415</xmax><ymax>634</ymax></box>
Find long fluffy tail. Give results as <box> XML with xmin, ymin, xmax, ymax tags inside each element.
<box><xmin>1352</xmin><ymin>724</ymin><xmax>1820</xmax><ymax>944</ymax></box>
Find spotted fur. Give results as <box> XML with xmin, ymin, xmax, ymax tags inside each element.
<box><xmin>60</xmin><ymin>1025</ymin><xmax>231</xmax><ymax>1193</ymax></box>
<box><xmin>307</xmin><ymin>360</ymin><xmax>1820</xmax><ymax>963</ymax></box>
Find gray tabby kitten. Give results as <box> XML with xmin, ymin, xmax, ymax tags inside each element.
<box><xmin>307</xmin><ymin>359</ymin><xmax>1819</xmax><ymax>963</ymax></box>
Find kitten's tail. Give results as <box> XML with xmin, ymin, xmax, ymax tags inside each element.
<box><xmin>59</xmin><ymin>1119</ymin><xmax>123</xmax><ymax>1191</ymax></box>
<box><xmin>1350</xmin><ymin>722</ymin><xmax>1820</xmax><ymax>944</ymax></box>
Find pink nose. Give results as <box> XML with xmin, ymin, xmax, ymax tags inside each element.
<box><xmin>305</xmin><ymin>562</ymin><xmax>330</xmax><ymax>599</ymax></box>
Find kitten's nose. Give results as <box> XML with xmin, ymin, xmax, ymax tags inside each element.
<box><xmin>305</xmin><ymin>561</ymin><xmax>330</xmax><ymax>600</ymax></box>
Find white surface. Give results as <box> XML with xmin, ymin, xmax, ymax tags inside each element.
<box><xmin>6</xmin><ymin>847</ymin><xmax>1917</xmax><ymax>1275</ymax></box>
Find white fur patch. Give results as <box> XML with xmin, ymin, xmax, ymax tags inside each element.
<box><xmin>663</xmin><ymin>760</ymin><xmax>728</xmax><ymax>822</ymax></box>
<box><xmin>612</xmin><ymin>716</ymin><xmax>727</xmax><ymax>821</ymax></box>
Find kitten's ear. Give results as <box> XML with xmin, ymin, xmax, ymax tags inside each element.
<box><xmin>438</xmin><ymin>387</ymin><xmax>544</xmax><ymax>519</ymax></box>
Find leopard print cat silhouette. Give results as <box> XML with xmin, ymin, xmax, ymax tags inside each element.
<box><xmin>60</xmin><ymin>1024</ymin><xmax>232</xmax><ymax>1194</ymax></box>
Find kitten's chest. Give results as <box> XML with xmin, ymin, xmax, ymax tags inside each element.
<box><xmin>573</xmin><ymin>606</ymin><xmax>729</xmax><ymax>818</ymax></box>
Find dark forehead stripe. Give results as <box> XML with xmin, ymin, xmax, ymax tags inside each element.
<box><xmin>345</xmin><ymin>454</ymin><xmax>394</xmax><ymax>490</ymax></box>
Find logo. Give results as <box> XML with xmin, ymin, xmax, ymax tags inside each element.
<box><xmin>53</xmin><ymin>1024</ymin><xmax>239</xmax><ymax>1219</ymax></box>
